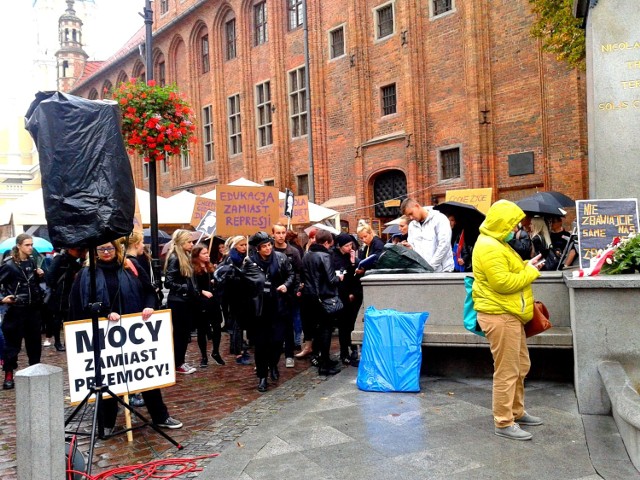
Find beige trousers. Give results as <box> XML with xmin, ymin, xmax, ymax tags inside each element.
<box><xmin>477</xmin><ymin>312</ymin><xmax>530</xmax><ymax>428</ymax></box>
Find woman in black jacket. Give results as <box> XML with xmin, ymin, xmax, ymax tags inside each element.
<box><xmin>164</xmin><ymin>229</ymin><xmax>197</xmax><ymax>375</ymax></box>
<box><xmin>69</xmin><ymin>240</ymin><xmax>182</xmax><ymax>436</ymax></box>
<box><xmin>247</xmin><ymin>232</ymin><xmax>294</xmax><ymax>392</ymax></box>
<box><xmin>192</xmin><ymin>243</ymin><xmax>225</xmax><ymax>368</ymax></box>
<box><xmin>0</xmin><ymin>233</ymin><xmax>45</xmax><ymax>390</ymax></box>
<box><xmin>331</xmin><ymin>233</ymin><xmax>359</xmax><ymax>366</ymax></box>
<box><xmin>303</xmin><ymin>229</ymin><xmax>343</xmax><ymax>376</ymax></box>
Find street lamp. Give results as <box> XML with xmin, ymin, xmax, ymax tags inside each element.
<box><xmin>140</xmin><ymin>0</ymin><xmax>162</xmax><ymax>279</ymax></box>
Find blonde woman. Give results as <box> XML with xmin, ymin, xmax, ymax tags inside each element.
<box><xmin>529</xmin><ymin>217</ymin><xmax>555</xmax><ymax>271</ymax></box>
<box><xmin>164</xmin><ymin>230</ymin><xmax>197</xmax><ymax>374</ymax></box>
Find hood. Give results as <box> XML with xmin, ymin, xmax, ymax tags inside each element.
<box><xmin>479</xmin><ymin>200</ymin><xmax>525</xmax><ymax>241</ymax></box>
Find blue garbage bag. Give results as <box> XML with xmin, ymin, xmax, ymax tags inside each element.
<box><xmin>357</xmin><ymin>306</ymin><xmax>428</xmax><ymax>392</ymax></box>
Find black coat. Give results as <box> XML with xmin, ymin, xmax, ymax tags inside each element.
<box><xmin>45</xmin><ymin>252</ymin><xmax>83</xmax><ymax>313</ymax></box>
<box><xmin>248</xmin><ymin>250</ymin><xmax>295</xmax><ymax>318</ymax></box>
<box><xmin>302</xmin><ymin>244</ymin><xmax>340</xmax><ymax>298</ymax></box>
<box><xmin>0</xmin><ymin>255</ymin><xmax>44</xmax><ymax>306</ymax></box>
<box><xmin>331</xmin><ymin>247</ymin><xmax>357</xmax><ymax>301</ymax></box>
<box><xmin>164</xmin><ymin>254</ymin><xmax>198</xmax><ymax>303</ymax></box>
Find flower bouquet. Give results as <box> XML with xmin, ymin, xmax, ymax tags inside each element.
<box><xmin>574</xmin><ymin>233</ymin><xmax>640</xmax><ymax>277</ymax></box>
<box><xmin>110</xmin><ymin>79</ymin><xmax>197</xmax><ymax>163</ymax></box>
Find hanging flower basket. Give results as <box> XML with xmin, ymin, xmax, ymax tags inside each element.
<box><xmin>111</xmin><ymin>79</ymin><xmax>197</xmax><ymax>163</ymax></box>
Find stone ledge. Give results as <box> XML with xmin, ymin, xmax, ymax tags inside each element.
<box><xmin>352</xmin><ymin>325</ymin><xmax>572</xmax><ymax>349</ymax></box>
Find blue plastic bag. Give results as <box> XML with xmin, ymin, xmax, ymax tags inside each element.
<box><xmin>357</xmin><ymin>306</ymin><xmax>428</xmax><ymax>392</ymax></box>
<box><xmin>463</xmin><ymin>276</ymin><xmax>484</xmax><ymax>336</ymax></box>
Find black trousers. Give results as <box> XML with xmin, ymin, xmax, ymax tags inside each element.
<box><xmin>196</xmin><ymin>304</ymin><xmax>222</xmax><ymax>358</ymax></box>
<box><xmin>338</xmin><ymin>295</ymin><xmax>361</xmax><ymax>357</ymax></box>
<box><xmin>301</xmin><ymin>296</ymin><xmax>334</xmax><ymax>368</ymax></box>
<box><xmin>2</xmin><ymin>305</ymin><xmax>42</xmax><ymax>372</ymax></box>
<box><xmin>100</xmin><ymin>388</ymin><xmax>169</xmax><ymax>429</ymax></box>
<box><xmin>168</xmin><ymin>300</ymin><xmax>193</xmax><ymax>367</ymax></box>
<box><xmin>252</xmin><ymin>302</ymin><xmax>286</xmax><ymax>379</ymax></box>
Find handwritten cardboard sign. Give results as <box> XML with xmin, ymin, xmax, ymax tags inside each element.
<box><xmin>278</xmin><ymin>195</ymin><xmax>310</xmax><ymax>225</ymax></box>
<box><xmin>191</xmin><ymin>197</ymin><xmax>217</xmax><ymax>228</ymax></box>
<box><xmin>64</xmin><ymin>310</ymin><xmax>175</xmax><ymax>405</ymax></box>
<box><xmin>216</xmin><ymin>185</ymin><xmax>279</xmax><ymax>236</ymax></box>
<box><xmin>445</xmin><ymin>188</ymin><xmax>493</xmax><ymax>214</ymax></box>
<box><xmin>576</xmin><ymin>198</ymin><xmax>639</xmax><ymax>269</ymax></box>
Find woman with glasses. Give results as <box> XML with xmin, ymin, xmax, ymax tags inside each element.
<box><xmin>164</xmin><ymin>230</ymin><xmax>198</xmax><ymax>374</ymax></box>
<box><xmin>0</xmin><ymin>233</ymin><xmax>45</xmax><ymax>390</ymax></box>
<box><xmin>69</xmin><ymin>240</ymin><xmax>183</xmax><ymax>435</ymax></box>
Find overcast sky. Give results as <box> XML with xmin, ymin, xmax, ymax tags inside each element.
<box><xmin>0</xmin><ymin>0</ymin><xmax>142</xmax><ymax>123</ymax></box>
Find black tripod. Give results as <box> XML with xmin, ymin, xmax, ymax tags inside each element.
<box><xmin>64</xmin><ymin>247</ymin><xmax>182</xmax><ymax>475</ymax></box>
<box><xmin>557</xmin><ymin>227</ymin><xmax>578</xmax><ymax>271</ymax></box>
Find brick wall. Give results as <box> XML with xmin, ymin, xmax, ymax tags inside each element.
<box><xmin>67</xmin><ymin>0</ymin><xmax>587</xmax><ymax>230</ymax></box>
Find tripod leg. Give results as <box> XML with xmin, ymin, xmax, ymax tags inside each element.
<box><xmin>85</xmin><ymin>388</ymin><xmax>104</xmax><ymax>476</ymax></box>
<box><xmin>107</xmin><ymin>389</ymin><xmax>183</xmax><ymax>449</ymax></box>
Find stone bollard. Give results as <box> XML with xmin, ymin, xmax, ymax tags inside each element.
<box><xmin>15</xmin><ymin>363</ymin><xmax>65</xmax><ymax>480</ymax></box>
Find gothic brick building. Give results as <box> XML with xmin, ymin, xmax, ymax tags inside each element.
<box><xmin>59</xmin><ymin>0</ymin><xmax>587</xmax><ymax>229</ymax></box>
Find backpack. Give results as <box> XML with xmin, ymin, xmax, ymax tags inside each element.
<box><xmin>374</xmin><ymin>244</ymin><xmax>434</xmax><ymax>273</ymax></box>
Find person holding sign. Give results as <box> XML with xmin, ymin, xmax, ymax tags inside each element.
<box><xmin>69</xmin><ymin>241</ymin><xmax>182</xmax><ymax>436</ymax></box>
<box><xmin>164</xmin><ymin>230</ymin><xmax>198</xmax><ymax>375</ymax></box>
<box><xmin>247</xmin><ymin>232</ymin><xmax>295</xmax><ymax>392</ymax></box>
<box><xmin>472</xmin><ymin>200</ymin><xmax>544</xmax><ymax>441</ymax></box>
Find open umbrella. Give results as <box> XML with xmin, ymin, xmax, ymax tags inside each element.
<box><xmin>433</xmin><ymin>201</ymin><xmax>485</xmax><ymax>245</ymax></box>
<box><xmin>304</xmin><ymin>223</ymin><xmax>340</xmax><ymax>235</ymax></box>
<box><xmin>516</xmin><ymin>192</ymin><xmax>569</xmax><ymax>217</ymax></box>
<box><xmin>142</xmin><ymin>228</ymin><xmax>172</xmax><ymax>244</ymax></box>
<box><xmin>382</xmin><ymin>224</ymin><xmax>401</xmax><ymax>235</ymax></box>
<box><xmin>533</xmin><ymin>191</ymin><xmax>574</xmax><ymax>208</ymax></box>
<box><xmin>0</xmin><ymin>235</ymin><xmax>54</xmax><ymax>254</ymax></box>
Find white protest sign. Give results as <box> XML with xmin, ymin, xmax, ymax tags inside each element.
<box><xmin>64</xmin><ymin>309</ymin><xmax>175</xmax><ymax>405</ymax></box>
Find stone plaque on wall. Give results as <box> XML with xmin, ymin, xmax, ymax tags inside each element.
<box><xmin>508</xmin><ymin>152</ymin><xmax>535</xmax><ymax>176</ymax></box>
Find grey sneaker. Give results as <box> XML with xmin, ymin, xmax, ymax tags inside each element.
<box><xmin>515</xmin><ymin>412</ymin><xmax>543</xmax><ymax>426</ymax></box>
<box><xmin>285</xmin><ymin>357</ymin><xmax>295</xmax><ymax>368</ymax></box>
<box><xmin>157</xmin><ymin>416</ymin><xmax>183</xmax><ymax>429</ymax></box>
<box><xmin>495</xmin><ymin>424</ymin><xmax>532</xmax><ymax>441</ymax></box>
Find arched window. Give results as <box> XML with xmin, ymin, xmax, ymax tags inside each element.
<box><xmin>373</xmin><ymin>170</ymin><xmax>407</xmax><ymax>218</ymax></box>
<box><xmin>88</xmin><ymin>88</ymin><xmax>99</xmax><ymax>100</ymax></box>
<box><xmin>102</xmin><ymin>80</ymin><xmax>113</xmax><ymax>99</ymax></box>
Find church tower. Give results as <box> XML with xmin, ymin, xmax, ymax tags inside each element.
<box><xmin>55</xmin><ymin>0</ymin><xmax>88</xmax><ymax>91</ymax></box>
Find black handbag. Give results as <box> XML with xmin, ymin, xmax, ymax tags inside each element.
<box><xmin>319</xmin><ymin>296</ymin><xmax>343</xmax><ymax>315</ymax></box>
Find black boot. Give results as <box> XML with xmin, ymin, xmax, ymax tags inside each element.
<box><xmin>3</xmin><ymin>371</ymin><xmax>14</xmax><ymax>390</ymax></box>
<box><xmin>270</xmin><ymin>366</ymin><xmax>280</xmax><ymax>382</ymax></box>
<box><xmin>257</xmin><ymin>378</ymin><xmax>268</xmax><ymax>392</ymax></box>
<box><xmin>318</xmin><ymin>365</ymin><xmax>341</xmax><ymax>376</ymax></box>
<box><xmin>55</xmin><ymin>343</ymin><xmax>66</xmax><ymax>352</ymax></box>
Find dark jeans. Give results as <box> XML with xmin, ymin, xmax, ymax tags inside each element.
<box><xmin>2</xmin><ymin>305</ymin><xmax>42</xmax><ymax>372</ymax></box>
<box><xmin>196</xmin><ymin>304</ymin><xmax>222</xmax><ymax>358</ymax></box>
<box><xmin>338</xmin><ymin>296</ymin><xmax>360</xmax><ymax>357</ymax></box>
<box><xmin>252</xmin><ymin>302</ymin><xmax>286</xmax><ymax>379</ymax></box>
<box><xmin>301</xmin><ymin>296</ymin><xmax>333</xmax><ymax>367</ymax></box>
<box><xmin>168</xmin><ymin>300</ymin><xmax>192</xmax><ymax>367</ymax></box>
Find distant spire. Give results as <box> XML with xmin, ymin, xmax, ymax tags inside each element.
<box><xmin>66</xmin><ymin>0</ymin><xmax>76</xmax><ymax>16</ymax></box>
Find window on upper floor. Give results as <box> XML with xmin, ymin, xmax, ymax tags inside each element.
<box><xmin>202</xmin><ymin>105</ymin><xmax>214</xmax><ymax>163</ymax></box>
<box><xmin>254</xmin><ymin>2</ymin><xmax>268</xmax><ymax>46</ymax></box>
<box><xmin>160</xmin><ymin>0</ymin><xmax>169</xmax><ymax>15</ymax></box>
<box><xmin>256</xmin><ymin>81</ymin><xmax>273</xmax><ymax>148</ymax></box>
<box><xmin>439</xmin><ymin>147</ymin><xmax>461</xmax><ymax>180</ymax></box>
<box><xmin>289</xmin><ymin>67</ymin><xmax>307</xmax><ymax>138</ymax></box>
<box><xmin>432</xmin><ymin>0</ymin><xmax>454</xmax><ymax>17</ymax></box>
<box><xmin>288</xmin><ymin>0</ymin><xmax>303</xmax><ymax>30</ymax></box>
<box><xmin>228</xmin><ymin>94</ymin><xmax>242</xmax><ymax>155</ymax></box>
<box><xmin>375</xmin><ymin>2</ymin><xmax>395</xmax><ymax>40</ymax></box>
<box><xmin>226</xmin><ymin>19</ymin><xmax>237</xmax><ymax>60</ymax></box>
<box><xmin>381</xmin><ymin>83</ymin><xmax>397</xmax><ymax>116</ymax></box>
<box><xmin>263</xmin><ymin>179</ymin><xmax>275</xmax><ymax>187</ymax></box>
<box><xmin>329</xmin><ymin>26</ymin><xmax>345</xmax><ymax>59</ymax></box>
<box><xmin>181</xmin><ymin>149</ymin><xmax>190</xmax><ymax>169</ymax></box>
<box><xmin>297</xmin><ymin>174</ymin><xmax>309</xmax><ymax>196</ymax></box>
<box><xmin>158</xmin><ymin>61</ymin><xmax>166</xmax><ymax>87</ymax></box>
<box><xmin>201</xmin><ymin>34</ymin><xmax>210</xmax><ymax>74</ymax></box>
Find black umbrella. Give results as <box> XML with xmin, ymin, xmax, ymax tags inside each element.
<box><xmin>433</xmin><ymin>201</ymin><xmax>485</xmax><ymax>245</ymax></box>
<box><xmin>143</xmin><ymin>227</ymin><xmax>172</xmax><ymax>244</ymax></box>
<box><xmin>516</xmin><ymin>193</ymin><xmax>568</xmax><ymax>217</ymax></box>
<box><xmin>534</xmin><ymin>191</ymin><xmax>574</xmax><ymax>207</ymax></box>
<box><xmin>382</xmin><ymin>224</ymin><xmax>401</xmax><ymax>235</ymax></box>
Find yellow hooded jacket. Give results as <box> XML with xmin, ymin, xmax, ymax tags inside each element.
<box><xmin>471</xmin><ymin>200</ymin><xmax>540</xmax><ymax>323</ymax></box>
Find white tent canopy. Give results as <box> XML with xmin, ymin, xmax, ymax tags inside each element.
<box><xmin>202</xmin><ymin>177</ymin><xmax>340</xmax><ymax>227</ymax></box>
<box><xmin>162</xmin><ymin>190</ymin><xmax>197</xmax><ymax>224</ymax></box>
<box><xmin>0</xmin><ymin>188</ymin><xmax>176</xmax><ymax>231</ymax></box>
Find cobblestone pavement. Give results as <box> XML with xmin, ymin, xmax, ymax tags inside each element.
<box><xmin>0</xmin><ymin>331</ymin><xmax>339</xmax><ymax>479</ymax></box>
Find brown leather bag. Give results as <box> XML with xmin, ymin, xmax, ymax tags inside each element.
<box><xmin>525</xmin><ymin>301</ymin><xmax>552</xmax><ymax>338</ymax></box>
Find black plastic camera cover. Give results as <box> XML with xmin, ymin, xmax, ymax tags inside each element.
<box><xmin>25</xmin><ymin>91</ymin><xmax>135</xmax><ymax>248</ymax></box>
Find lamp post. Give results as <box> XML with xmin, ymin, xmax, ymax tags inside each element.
<box><xmin>140</xmin><ymin>0</ymin><xmax>162</xmax><ymax>279</ymax></box>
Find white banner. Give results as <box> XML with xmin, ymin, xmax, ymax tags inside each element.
<box><xmin>64</xmin><ymin>309</ymin><xmax>175</xmax><ymax>404</ymax></box>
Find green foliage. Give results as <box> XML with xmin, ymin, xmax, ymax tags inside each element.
<box><xmin>529</xmin><ymin>0</ymin><xmax>586</xmax><ymax>70</ymax></box>
<box><xmin>602</xmin><ymin>234</ymin><xmax>640</xmax><ymax>274</ymax></box>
